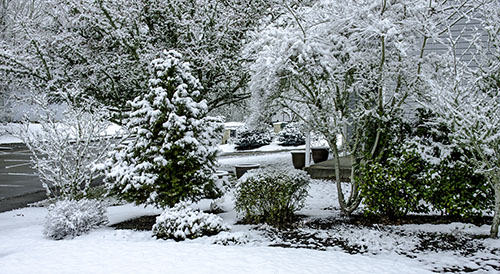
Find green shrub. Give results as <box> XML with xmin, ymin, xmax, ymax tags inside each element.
<box><xmin>234</xmin><ymin>126</ymin><xmax>272</xmax><ymax>150</ymax></box>
<box><xmin>277</xmin><ymin>122</ymin><xmax>305</xmax><ymax>146</ymax></box>
<box><xmin>359</xmin><ymin>150</ymin><xmax>430</xmax><ymax>219</ymax></box>
<box><xmin>426</xmin><ymin>161</ymin><xmax>493</xmax><ymax>218</ymax></box>
<box><xmin>412</xmin><ymin>108</ymin><xmax>493</xmax><ymax>218</ymax></box>
<box><xmin>235</xmin><ymin>167</ymin><xmax>310</xmax><ymax>227</ymax></box>
<box><xmin>101</xmin><ymin>51</ymin><xmax>223</xmax><ymax>208</ymax></box>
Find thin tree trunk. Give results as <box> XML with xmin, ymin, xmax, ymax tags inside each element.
<box><xmin>331</xmin><ymin>139</ymin><xmax>346</xmax><ymax>211</ymax></box>
<box><xmin>490</xmin><ymin>179</ymin><xmax>500</xmax><ymax>238</ymax></box>
<box><xmin>330</xmin><ymin>138</ymin><xmax>361</xmax><ymax>216</ymax></box>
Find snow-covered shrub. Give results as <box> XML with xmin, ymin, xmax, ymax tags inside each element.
<box><xmin>235</xmin><ymin>167</ymin><xmax>310</xmax><ymax>227</ymax></box>
<box><xmin>233</xmin><ymin>125</ymin><xmax>272</xmax><ymax>150</ymax></box>
<box><xmin>152</xmin><ymin>203</ymin><xmax>230</xmax><ymax>241</ymax></box>
<box><xmin>212</xmin><ymin>231</ymin><xmax>250</xmax><ymax>246</ymax></box>
<box><xmin>411</xmin><ymin>110</ymin><xmax>493</xmax><ymax>218</ymax></box>
<box><xmin>360</xmin><ymin>109</ymin><xmax>494</xmax><ymax>219</ymax></box>
<box><xmin>19</xmin><ymin>91</ymin><xmax>114</xmax><ymax>199</ymax></box>
<box><xmin>277</xmin><ymin>122</ymin><xmax>305</xmax><ymax>146</ymax></box>
<box><xmin>101</xmin><ymin>50</ymin><xmax>223</xmax><ymax>208</ymax></box>
<box><xmin>43</xmin><ymin>198</ymin><xmax>108</xmax><ymax>240</ymax></box>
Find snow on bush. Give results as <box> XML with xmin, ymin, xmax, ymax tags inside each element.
<box><xmin>277</xmin><ymin>122</ymin><xmax>305</xmax><ymax>146</ymax></box>
<box><xmin>235</xmin><ymin>167</ymin><xmax>310</xmax><ymax>227</ymax></box>
<box><xmin>101</xmin><ymin>50</ymin><xmax>223</xmax><ymax>208</ymax></box>
<box><xmin>19</xmin><ymin>91</ymin><xmax>113</xmax><ymax>199</ymax></box>
<box><xmin>211</xmin><ymin>231</ymin><xmax>250</xmax><ymax>246</ymax></box>
<box><xmin>233</xmin><ymin>125</ymin><xmax>272</xmax><ymax>150</ymax></box>
<box><xmin>43</xmin><ymin>198</ymin><xmax>108</xmax><ymax>240</ymax></box>
<box><xmin>152</xmin><ymin>203</ymin><xmax>230</xmax><ymax>241</ymax></box>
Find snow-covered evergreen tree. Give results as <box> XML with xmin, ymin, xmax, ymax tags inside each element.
<box><xmin>102</xmin><ymin>50</ymin><xmax>223</xmax><ymax>208</ymax></box>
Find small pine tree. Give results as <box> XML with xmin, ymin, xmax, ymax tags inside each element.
<box><xmin>102</xmin><ymin>50</ymin><xmax>223</xmax><ymax>208</ymax></box>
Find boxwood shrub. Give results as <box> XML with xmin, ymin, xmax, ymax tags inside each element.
<box><xmin>235</xmin><ymin>167</ymin><xmax>310</xmax><ymax>227</ymax></box>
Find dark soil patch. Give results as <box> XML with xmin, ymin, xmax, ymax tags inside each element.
<box><xmin>111</xmin><ymin>215</ymin><xmax>158</xmax><ymax>231</ymax></box>
<box><xmin>416</xmin><ymin>232</ymin><xmax>484</xmax><ymax>256</ymax></box>
<box><xmin>304</xmin><ymin>214</ymin><xmax>493</xmax><ymax>229</ymax></box>
<box><xmin>266</xmin><ymin>228</ymin><xmax>365</xmax><ymax>253</ymax></box>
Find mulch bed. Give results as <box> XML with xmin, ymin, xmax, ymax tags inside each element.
<box><xmin>111</xmin><ymin>215</ymin><xmax>159</xmax><ymax>231</ymax></box>
<box><xmin>110</xmin><ymin>213</ymin><xmax>493</xmax><ymax>232</ymax></box>
<box><xmin>305</xmin><ymin>214</ymin><xmax>493</xmax><ymax>228</ymax></box>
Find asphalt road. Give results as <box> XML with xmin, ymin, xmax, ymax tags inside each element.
<box><xmin>0</xmin><ymin>143</ymin><xmax>47</xmax><ymax>212</ymax></box>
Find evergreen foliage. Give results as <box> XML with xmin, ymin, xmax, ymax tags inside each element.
<box><xmin>359</xmin><ymin>149</ymin><xmax>429</xmax><ymax>219</ymax></box>
<box><xmin>426</xmin><ymin>162</ymin><xmax>493</xmax><ymax>218</ymax></box>
<box><xmin>359</xmin><ymin>110</ymin><xmax>493</xmax><ymax>219</ymax></box>
<box><xmin>235</xmin><ymin>167</ymin><xmax>310</xmax><ymax>227</ymax></box>
<box><xmin>234</xmin><ymin>126</ymin><xmax>272</xmax><ymax>150</ymax></box>
<box><xmin>277</xmin><ymin>122</ymin><xmax>306</xmax><ymax>146</ymax></box>
<box><xmin>102</xmin><ymin>50</ymin><xmax>223</xmax><ymax>208</ymax></box>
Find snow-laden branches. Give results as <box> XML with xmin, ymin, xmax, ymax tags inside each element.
<box><xmin>419</xmin><ymin>0</ymin><xmax>500</xmax><ymax>238</ymax></box>
<box><xmin>244</xmin><ymin>0</ymin><xmax>465</xmax><ymax>215</ymax></box>
<box><xmin>101</xmin><ymin>50</ymin><xmax>223</xmax><ymax>208</ymax></box>
<box><xmin>0</xmin><ymin>0</ymin><xmax>286</xmax><ymax>116</ymax></box>
<box><xmin>17</xmin><ymin>91</ymin><xmax>116</xmax><ymax>199</ymax></box>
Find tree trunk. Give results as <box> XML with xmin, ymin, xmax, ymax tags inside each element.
<box><xmin>490</xmin><ymin>180</ymin><xmax>500</xmax><ymax>238</ymax></box>
<box><xmin>330</xmin><ymin>139</ymin><xmax>361</xmax><ymax>216</ymax></box>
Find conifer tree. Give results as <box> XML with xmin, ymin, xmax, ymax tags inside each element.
<box><xmin>102</xmin><ymin>50</ymin><xmax>223</xmax><ymax>208</ymax></box>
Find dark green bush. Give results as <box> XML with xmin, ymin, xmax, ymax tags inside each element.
<box><xmin>359</xmin><ymin>109</ymin><xmax>493</xmax><ymax>219</ymax></box>
<box><xmin>234</xmin><ymin>126</ymin><xmax>272</xmax><ymax>150</ymax></box>
<box><xmin>359</xmin><ymin>150</ymin><xmax>430</xmax><ymax>219</ymax></box>
<box><xmin>102</xmin><ymin>51</ymin><xmax>223</xmax><ymax>208</ymax></box>
<box><xmin>277</xmin><ymin>122</ymin><xmax>306</xmax><ymax>146</ymax></box>
<box><xmin>425</xmin><ymin>161</ymin><xmax>493</xmax><ymax>218</ymax></box>
<box><xmin>412</xmin><ymin>109</ymin><xmax>493</xmax><ymax>217</ymax></box>
<box><xmin>235</xmin><ymin>167</ymin><xmax>310</xmax><ymax>227</ymax></box>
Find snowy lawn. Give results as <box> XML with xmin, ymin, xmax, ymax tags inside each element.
<box><xmin>0</xmin><ymin>194</ymin><xmax>427</xmax><ymax>274</ymax></box>
<box><xmin>1</xmin><ymin>178</ymin><xmax>499</xmax><ymax>273</ymax></box>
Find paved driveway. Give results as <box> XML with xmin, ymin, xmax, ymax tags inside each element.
<box><xmin>0</xmin><ymin>144</ymin><xmax>45</xmax><ymax>212</ymax></box>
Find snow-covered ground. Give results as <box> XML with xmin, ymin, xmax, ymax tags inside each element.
<box><xmin>0</xmin><ymin>203</ymin><xmax>430</xmax><ymax>274</ymax></box>
<box><xmin>0</xmin><ymin>189</ymin><xmax>425</xmax><ymax>274</ymax></box>
<box><xmin>1</xmin><ymin>177</ymin><xmax>499</xmax><ymax>273</ymax></box>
